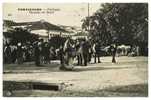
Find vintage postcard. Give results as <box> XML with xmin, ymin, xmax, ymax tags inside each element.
<box><xmin>2</xmin><ymin>3</ymin><xmax>148</xmax><ymax>97</ymax></box>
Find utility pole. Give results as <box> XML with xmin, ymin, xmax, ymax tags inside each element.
<box><xmin>88</xmin><ymin>3</ymin><xmax>89</xmax><ymax>19</ymax></box>
<box><xmin>88</xmin><ymin>3</ymin><xmax>90</xmax><ymax>32</ymax></box>
<box><xmin>88</xmin><ymin>3</ymin><xmax>90</xmax><ymax>38</ymax></box>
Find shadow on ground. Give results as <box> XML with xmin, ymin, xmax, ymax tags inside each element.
<box><xmin>73</xmin><ymin>66</ymin><xmax>134</xmax><ymax>72</ymax></box>
<box><xmin>3</xmin><ymin>63</ymin><xmax>137</xmax><ymax>73</ymax></box>
<box><xmin>3</xmin><ymin>81</ymin><xmax>148</xmax><ymax>97</ymax></box>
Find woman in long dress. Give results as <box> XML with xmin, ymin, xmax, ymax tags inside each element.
<box><xmin>60</xmin><ymin>38</ymin><xmax>74</xmax><ymax>70</ymax></box>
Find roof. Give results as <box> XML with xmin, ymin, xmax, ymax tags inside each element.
<box><xmin>4</xmin><ymin>20</ymin><xmax>69</xmax><ymax>33</ymax></box>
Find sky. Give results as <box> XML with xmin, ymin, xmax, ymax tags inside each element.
<box><xmin>3</xmin><ymin>3</ymin><xmax>101</xmax><ymax>27</ymax></box>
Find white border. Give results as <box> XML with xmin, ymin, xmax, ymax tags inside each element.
<box><xmin>0</xmin><ymin>0</ymin><xmax>2</xmax><ymax>98</ymax></box>
<box><xmin>0</xmin><ymin>0</ymin><xmax>150</xmax><ymax>100</ymax></box>
<box><xmin>0</xmin><ymin>0</ymin><xmax>149</xmax><ymax>3</ymax></box>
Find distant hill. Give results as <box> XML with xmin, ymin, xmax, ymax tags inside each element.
<box><xmin>58</xmin><ymin>25</ymin><xmax>82</xmax><ymax>33</ymax></box>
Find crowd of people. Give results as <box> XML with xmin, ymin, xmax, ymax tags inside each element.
<box><xmin>4</xmin><ymin>42</ymin><xmax>35</xmax><ymax>64</ymax></box>
<box><xmin>4</xmin><ymin>36</ymin><xmax>135</xmax><ymax>71</ymax></box>
<box><xmin>33</xmin><ymin>37</ymin><xmax>105</xmax><ymax>70</ymax></box>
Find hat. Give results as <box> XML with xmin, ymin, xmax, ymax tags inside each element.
<box><xmin>17</xmin><ymin>42</ymin><xmax>21</xmax><ymax>46</ymax></box>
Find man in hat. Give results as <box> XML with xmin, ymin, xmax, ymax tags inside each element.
<box><xmin>16</xmin><ymin>42</ymin><xmax>24</xmax><ymax>64</ymax></box>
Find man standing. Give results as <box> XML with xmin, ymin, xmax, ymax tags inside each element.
<box><xmin>82</xmin><ymin>39</ymin><xmax>89</xmax><ymax>66</ymax></box>
<box><xmin>4</xmin><ymin>44</ymin><xmax>12</xmax><ymax>64</ymax></box>
<box><xmin>34</xmin><ymin>42</ymin><xmax>41</xmax><ymax>66</ymax></box>
<box><xmin>93</xmin><ymin>42</ymin><xmax>101</xmax><ymax>63</ymax></box>
<box><xmin>16</xmin><ymin>43</ymin><xmax>24</xmax><ymax>64</ymax></box>
<box><xmin>87</xmin><ymin>40</ymin><xmax>93</xmax><ymax>63</ymax></box>
<box><xmin>75</xmin><ymin>39</ymin><xmax>82</xmax><ymax>65</ymax></box>
<box><xmin>110</xmin><ymin>44</ymin><xmax>117</xmax><ymax>63</ymax></box>
<box><xmin>59</xmin><ymin>45</ymin><xmax>64</xmax><ymax>67</ymax></box>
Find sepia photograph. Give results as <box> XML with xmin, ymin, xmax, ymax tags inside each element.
<box><xmin>2</xmin><ymin>2</ymin><xmax>148</xmax><ymax>97</ymax></box>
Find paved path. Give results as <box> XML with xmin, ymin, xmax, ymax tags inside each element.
<box><xmin>3</xmin><ymin>56</ymin><xmax>148</xmax><ymax>96</ymax></box>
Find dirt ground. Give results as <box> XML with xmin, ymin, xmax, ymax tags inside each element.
<box><xmin>3</xmin><ymin>56</ymin><xmax>148</xmax><ymax>97</ymax></box>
